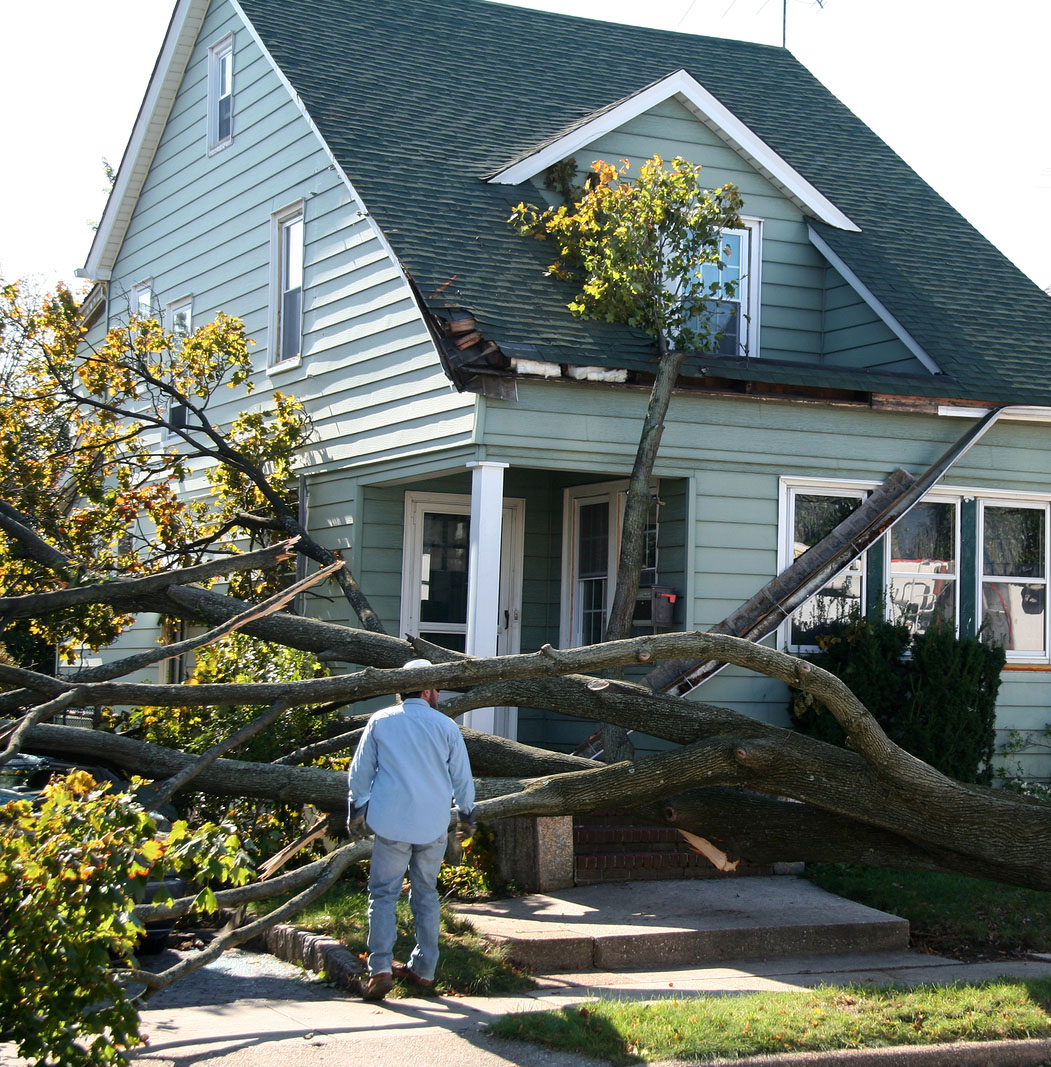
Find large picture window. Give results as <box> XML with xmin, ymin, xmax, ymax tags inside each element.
<box><xmin>782</xmin><ymin>480</ymin><xmax>1051</xmax><ymax>663</ymax></box>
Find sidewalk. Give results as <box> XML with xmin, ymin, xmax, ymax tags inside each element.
<box><xmin>124</xmin><ymin>940</ymin><xmax>1051</xmax><ymax>1067</ymax></box>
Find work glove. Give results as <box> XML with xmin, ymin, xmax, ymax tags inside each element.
<box><xmin>455</xmin><ymin>808</ymin><xmax>476</xmax><ymax>843</ymax></box>
<box><xmin>347</xmin><ymin>804</ymin><xmax>369</xmax><ymax>840</ymax></box>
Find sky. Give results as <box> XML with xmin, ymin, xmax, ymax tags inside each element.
<box><xmin>2</xmin><ymin>0</ymin><xmax>1049</xmax><ymax>293</ymax></box>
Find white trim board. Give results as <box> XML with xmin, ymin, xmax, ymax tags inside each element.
<box><xmin>489</xmin><ymin>68</ymin><xmax>859</xmax><ymax>234</ymax></box>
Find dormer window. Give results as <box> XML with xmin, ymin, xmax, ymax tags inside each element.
<box><xmin>682</xmin><ymin>218</ymin><xmax>761</xmax><ymax>357</ymax></box>
<box><xmin>208</xmin><ymin>35</ymin><xmax>234</xmax><ymax>151</ymax></box>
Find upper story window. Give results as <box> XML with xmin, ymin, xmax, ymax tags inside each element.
<box><xmin>270</xmin><ymin>204</ymin><xmax>304</xmax><ymax>366</ymax></box>
<box><xmin>167</xmin><ymin>295</ymin><xmax>193</xmax><ymax>339</ymax></box>
<box><xmin>679</xmin><ymin>218</ymin><xmax>761</xmax><ymax>358</ymax></box>
<box><xmin>131</xmin><ymin>280</ymin><xmax>154</xmax><ymax>319</ymax></box>
<box><xmin>208</xmin><ymin>35</ymin><xmax>234</xmax><ymax>151</ymax></box>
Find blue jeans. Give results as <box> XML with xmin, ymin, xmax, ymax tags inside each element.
<box><xmin>367</xmin><ymin>832</ymin><xmax>447</xmax><ymax>980</ymax></box>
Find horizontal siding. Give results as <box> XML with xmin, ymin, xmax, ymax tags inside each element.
<box><xmin>474</xmin><ymin>380</ymin><xmax>1051</xmax><ymax>768</ymax></box>
<box><xmin>104</xmin><ymin>0</ymin><xmax>474</xmax><ymax>477</ymax></box>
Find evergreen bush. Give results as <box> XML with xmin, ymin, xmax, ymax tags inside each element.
<box><xmin>790</xmin><ymin>617</ymin><xmax>1005</xmax><ymax>783</ymax></box>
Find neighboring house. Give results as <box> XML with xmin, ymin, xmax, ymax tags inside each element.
<box><xmin>79</xmin><ymin>0</ymin><xmax>1051</xmax><ymax>776</ymax></box>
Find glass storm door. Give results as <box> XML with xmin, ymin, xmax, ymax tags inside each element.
<box><xmin>401</xmin><ymin>492</ymin><xmax>523</xmax><ymax>662</ymax></box>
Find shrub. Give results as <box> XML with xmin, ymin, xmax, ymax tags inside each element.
<box><xmin>0</xmin><ymin>771</ymin><xmax>254</xmax><ymax>1066</ymax></box>
<box><xmin>791</xmin><ymin>617</ymin><xmax>1004</xmax><ymax>783</ymax></box>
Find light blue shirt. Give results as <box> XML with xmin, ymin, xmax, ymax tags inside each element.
<box><xmin>347</xmin><ymin>698</ymin><xmax>475</xmax><ymax>844</ymax></box>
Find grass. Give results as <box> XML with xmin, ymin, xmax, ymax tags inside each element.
<box><xmin>489</xmin><ymin>979</ymin><xmax>1051</xmax><ymax>1065</ymax></box>
<box><xmin>285</xmin><ymin>881</ymin><xmax>534</xmax><ymax>998</ymax></box>
<box><xmin>805</xmin><ymin>863</ymin><xmax>1051</xmax><ymax>960</ymax></box>
<box><xmin>489</xmin><ymin>863</ymin><xmax>1051</xmax><ymax>1063</ymax></box>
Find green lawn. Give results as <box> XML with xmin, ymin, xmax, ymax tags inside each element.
<box><xmin>490</xmin><ymin>980</ymin><xmax>1051</xmax><ymax>1065</ymax></box>
<box><xmin>285</xmin><ymin>883</ymin><xmax>534</xmax><ymax>997</ymax></box>
<box><xmin>488</xmin><ymin>864</ymin><xmax>1051</xmax><ymax>1063</ymax></box>
<box><xmin>805</xmin><ymin>864</ymin><xmax>1051</xmax><ymax>959</ymax></box>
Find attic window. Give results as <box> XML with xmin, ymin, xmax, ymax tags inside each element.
<box><xmin>208</xmin><ymin>35</ymin><xmax>234</xmax><ymax>151</ymax></box>
<box><xmin>680</xmin><ymin>218</ymin><xmax>761</xmax><ymax>358</ymax></box>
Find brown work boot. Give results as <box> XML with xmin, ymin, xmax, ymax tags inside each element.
<box><xmin>361</xmin><ymin>971</ymin><xmax>394</xmax><ymax>1001</ymax></box>
<box><xmin>392</xmin><ymin>960</ymin><xmax>435</xmax><ymax>991</ymax></box>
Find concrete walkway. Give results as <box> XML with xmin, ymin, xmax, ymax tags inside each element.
<box><xmin>7</xmin><ymin>877</ymin><xmax>1051</xmax><ymax>1066</ymax></box>
<box><xmin>118</xmin><ymin>877</ymin><xmax>1051</xmax><ymax>1067</ymax></box>
<box><xmin>125</xmin><ymin>945</ymin><xmax>1051</xmax><ymax>1067</ymax></box>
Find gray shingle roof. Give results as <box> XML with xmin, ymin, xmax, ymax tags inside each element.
<box><xmin>239</xmin><ymin>0</ymin><xmax>1051</xmax><ymax>404</ymax></box>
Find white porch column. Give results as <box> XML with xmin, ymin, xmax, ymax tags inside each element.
<box><xmin>464</xmin><ymin>461</ymin><xmax>507</xmax><ymax>734</ymax></box>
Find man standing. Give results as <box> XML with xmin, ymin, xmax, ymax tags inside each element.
<box><xmin>347</xmin><ymin>658</ymin><xmax>475</xmax><ymax>1001</ymax></box>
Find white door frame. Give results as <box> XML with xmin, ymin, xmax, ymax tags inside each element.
<box><xmin>399</xmin><ymin>489</ymin><xmax>525</xmax><ymax>737</ymax></box>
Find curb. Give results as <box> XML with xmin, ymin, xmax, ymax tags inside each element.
<box><xmin>683</xmin><ymin>1037</ymin><xmax>1051</xmax><ymax>1066</ymax></box>
<box><xmin>248</xmin><ymin>923</ymin><xmax>364</xmax><ymax>993</ymax></box>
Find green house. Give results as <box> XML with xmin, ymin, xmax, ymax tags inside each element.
<box><xmin>80</xmin><ymin>0</ymin><xmax>1051</xmax><ymax>776</ymax></box>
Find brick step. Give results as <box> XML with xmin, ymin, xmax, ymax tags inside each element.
<box><xmin>572</xmin><ymin>814</ymin><xmax>775</xmax><ymax>885</ymax></box>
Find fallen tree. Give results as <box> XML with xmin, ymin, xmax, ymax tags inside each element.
<box><xmin>4</xmin><ymin>548</ymin><xmax>1050</xmax><ymax>894</ymax></box>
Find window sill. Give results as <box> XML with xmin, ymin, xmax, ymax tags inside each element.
<box><xmin>267</xmin><ymin>355</ymin><xmax>302</xmax><ymax>376</ymax></box>
<box><xmin>207</xmin><ymin>138</ymin><xmax>233</xmax><ymax>157</ymax></box>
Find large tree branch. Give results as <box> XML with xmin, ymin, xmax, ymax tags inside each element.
<box><xmin>0</xmin><ymin>537</ymin><xmax>302</xmax><ymax>621</ymax></box>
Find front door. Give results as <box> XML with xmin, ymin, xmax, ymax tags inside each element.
<box><xmin>400</xmin><ymin>492</ymin><xmax>524</xmax><ymax>735</ymax></box>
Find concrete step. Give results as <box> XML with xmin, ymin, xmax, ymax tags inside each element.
<box><xmin>451</xmin><ymin>875</ymin><xmax>909</xmax><ymax>974</ymax></box>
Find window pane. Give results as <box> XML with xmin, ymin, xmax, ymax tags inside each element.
<box><xmin>984</xmin><ymin>506</ymin><xmax>1045</xmax><ymax>578</ymax></box>
<box><xmin>889</xmin><ymin>576</ymin><xmax>955</xmax><ymax>634</ymax></box>
<box><xmin>982</xmin><ymin>582</ymin><xmax>1046</xmax><ymax>653</ymax></box>
<box><xmin>891</xmin><ymin>502</ymin><xmax>955</xmax><ymax>572</ymax></box>
<box><xmin>794</xmin><ymin>494</ymin><xmax>861</xmax><ymax>554</ymax></box>
<box><xmin>280</xmin><ymin>287</ymin><xmax>301</xmax><ymax>361</ymax></box>
<box><xmin>579</xmin><ymin>576</ymin><xmax>607</xmax><ymax>646</ymax></box>
<box><xmin>418</xmin><ymin>631</ymin><xmax>467</xmax><ymax>654</ymax></box>
<box><xmin>791</xmin><ymin>493</ymin><xmax>863</xmax><ymax>646</ymax></box>
<box><xmin>283</xmin><ymin>217</ymin><xmax>303</xmax><ymax>289</ymax></box>
<box><xmin>217</xmin><ymin>94</ymin><xmax>232</xmax><ymax>142</ymax></box>
<box><xmin>419</xmin><ymin>513</ymin><xmax>470</xmax><ymax>625</ymax></box>
<box><xmin>577</xmin><ymin>501</ymin><xmax>609</xmax><ymax>578</ymax></box>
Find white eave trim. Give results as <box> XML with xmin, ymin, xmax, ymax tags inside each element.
<box><xmin>79</xmin><ymin>0</ymin><xmax>208</xmax><ymax>282</ymax></box>
<box><xmin>489</xmin><ymin>68</ymin><xmax>860</xmax><ymax>233</ymax></box>
<box><xmin>808</xmin><ymin>225</ymin><xmax>943</xmax><ymax>376</ymax></box>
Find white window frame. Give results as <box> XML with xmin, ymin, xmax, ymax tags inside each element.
<box><xmin>780</xmin><ymin>478</ymin><xmax>1051</xmax><ymax>664</ymax></box>
<box><xmin>707</xmin><ymin>217</ymin><xmax>762</xmax><ymax>358</ymax></box>
<box><xmin>559</xmin><ymin>479</ymin><xmax>659</xmax><ymax>648</ymax></box>
<box><xmin>167</xmin><ymin>295</ymin><xmax>193</xmax><ymax>339</ymax></box>
<box><xmin>207</xmin><ymin>34</ymin><xmax>234</xmax><ymax>152</ymax></box>
<box><xmin>778</xmin><ymin>478</ymin><xmax>871</xmax><ymax>653</ymax></box>
<box><xmin>673</xmin><ymin>217</ymin><xmax>762</xmax><ymax>358</ymax></box>
<box><xmin>163</xmin><ymin>296</ymin><xmax>193</xmax><ymax>440</ymax></box>
<box><xmin>978</xmin><ymin>498</ymin><xmax>1050</xmax><ymax>663</ymax></box>
<box><xmin>131</xmin><ymin>280</ymin><xmax>154</xmax><ymax>320</ymax></box>
<box><xmin>269</xmin><ymin>203</ymin><xmax>305</xmax><ymax>367</ymax></box>
<box><xmin>883</xmin><ymin>495</ymin><xmax>960</xmax><ymax>637</ymax></box>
